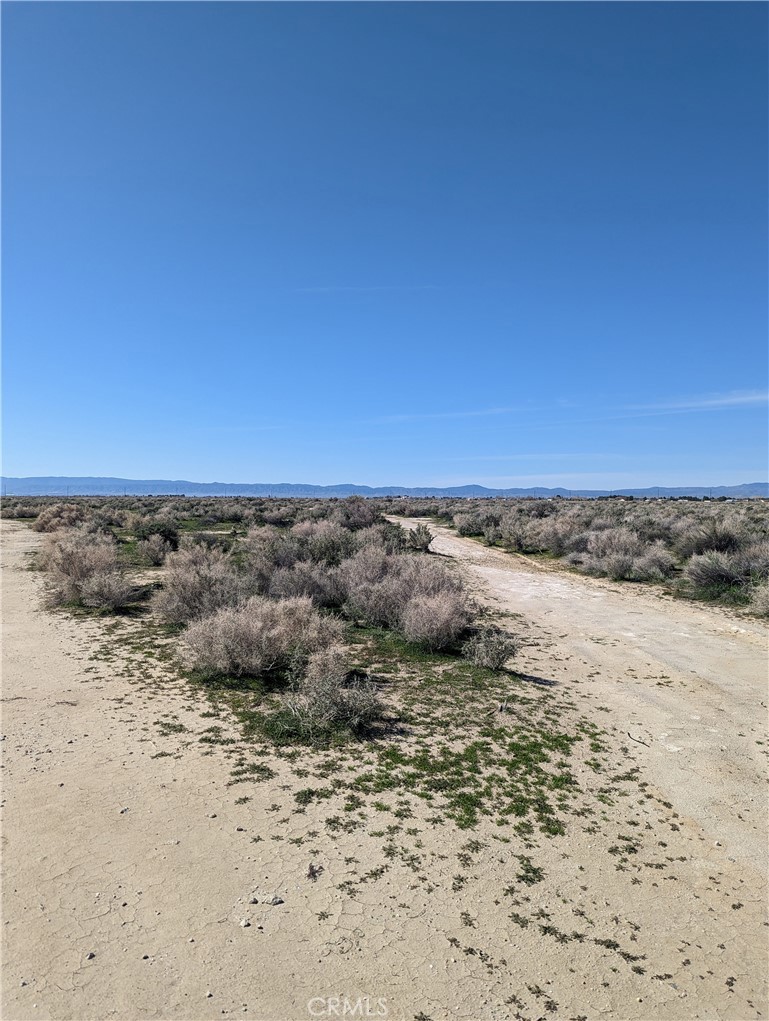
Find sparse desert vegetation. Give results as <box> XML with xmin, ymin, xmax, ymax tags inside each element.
<box><xmin>366</xmin><ymin>495</ymin><xmax>769</xmax><ymax>613</ymax></box>
<box><xmin>2</xmin><ymin>494</ymin><xmax>768</xmax><ymax>1019</ymax></box>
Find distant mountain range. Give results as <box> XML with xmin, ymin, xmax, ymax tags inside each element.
<box><xmin>3</xmin><ymin>477</ymin><xmax>768</xmax><ymax>499</ymax></box>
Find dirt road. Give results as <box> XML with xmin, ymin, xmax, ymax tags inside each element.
<box><xmin>396</xmin><ymin>518</ymin><xmax>769</xmax><ymax>871</ymax></box>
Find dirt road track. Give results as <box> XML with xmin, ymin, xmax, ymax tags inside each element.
<box><xmin>396</xmin><ymin>518</ymin><xmax>769</xmax><ymax>871</ymax></box>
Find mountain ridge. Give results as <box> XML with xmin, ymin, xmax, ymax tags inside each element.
<box><xmin>3</xmin><ymin>477</ymin><xmax>768</xmax><ymax>499</ymax></box>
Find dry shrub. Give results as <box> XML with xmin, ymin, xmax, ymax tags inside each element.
<box><xmin>303</xmin><ymin>644</ymin><xmax>351</xmax><ymax>685</ymax></box>
<box><xmin>153</xmin><ymin>542</ymin><xmax>247</xmax><ymax>623</ymax></box>
<box><xmin>632</xmin><ymin>541</ymin><xmax>676</xmax><ymax>581</ymax></box>
<box><xmin>740</xmin><ymin>540</ymin><xmax>769</xmax><ymax>581</ymax></box>
<box><xmin>401</xmin><ymin>591</ymin><xmax>470</xmax><ymax>650</ymax></box>
<box><xmin>331</xmin><ymin>496</ymin><xmax>378</xmax><ymax>531</ymax></box>
<box><xmin>586</xmin><ymin>527</ymin><xmax>644</xmax><ymax>560</ymax></box>
<box><xmin>748</xmin><ymin>582</ymin><xmax>769</xmax><ymax>617</ymax></box>
<box><xmin>462</xmin><ymin>627</ymin><xmax>519</xmax><ymax>669</ymax></box>
<box><xmin>80</xmin><ymin>570</ymin><xmax>136</xmax><ymax>611</ymax></box>
<box><xmin>43</xmin><ymin>529</ymin><xmax>123</xmax><ymax>606</ymax></box>
<box><xmin>133</xmin><ymin>518</ymin><xmax>179</xmax><ymax>550</ymax></box>
<box><xmin>267</xmin><ymin>562</ymin><xmax>344</xmax><ymax>607</ymax></box>
<box><xmin>137</xmin><ymin>533</ymin><xmax>171</xmax><ymax>566</ymax></box>
<box><xmin>500</xmin><ymin>517</ymin><xmax>527</xmax><ymax>552</ymax></box>
<box><xmin>241</xmin><ymin>527</ymin><xmax>303</xmax><ymax>591</ymax></box>
<box><xmin>454</xmin><ymin>512</ymin><xmax>484</xmax><ymax>537</ymax></box>
<box><xmin>522</xmin><ymin>517</ymin><xmax>584</xmax><ymax>556</ymax></box>
<box><xmin>673</xmin><ymin>519</ymin><xmax>750</xmax><ymax>558</ymax></box>
<box><xmin>183</xmin><ymin>596</ymin><xmax>346</xmax><ymax>677</ymax></box>
<box><xmin>266</xmin><ymin>646</ymin><xmax>382</xmax><ymax>745</ymax></box>
<box><xmin>33</xmin><ymin>503</ymin><xmax>87</xmax><ymax>532</ymax></box>
<box><xmin>355</xmin><ymin>521</ymin><xmax>408</xmax><ymax>554</ymax></box>
<box><xmin>483</xmin><ymin>524</ymin><xmax>502</xmax><ymax>546</ymax></box>
<box><xmin>1</xmin><ymin>500</ymin><xmax>39</xmax><ymax>519</ymax></box>
<box><xmin>602</xmin><ymin>554</ymin><xmax>638</xmax><ymax>581</ymax></box>
<box><xmin>337</xmin><ymin>547</ymin><xmax>405</xmax><ymax>627</ymax></box>
<box><xmin>685</xmin><ymin>551</ymin><xmax>745</xmax><ymax>593</ymax></box>
<box><xmin>338</xmin><ymin>547</ymin><xmax>470</xmax><ymax>647</ymax></box>
<box><xmin>407</xmin><ymin>523</ymin><xmax>433</xmax><ymax>551</ymax></box>
<box><xmin>303</xmin><ymin>521</ymin><xmax>356</xmax><ymax>565</ymax></box>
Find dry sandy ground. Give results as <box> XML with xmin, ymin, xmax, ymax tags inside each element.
<box><xmin>2</xmin><ymin>519</ymin><xmax>768</xmax><ymax>1021</ymax></box>
<box><xmin>393</xmin><ymin>518</ymin><xmax>769</xmax><ymax>875</ymax></box>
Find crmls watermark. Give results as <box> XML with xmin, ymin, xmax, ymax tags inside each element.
<box><xmin>307</xmin><ymin>995</ymin><xmax>388</xmax><ymax>1017</ymax></box>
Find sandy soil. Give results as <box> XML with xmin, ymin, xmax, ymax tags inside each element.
<box><xmin>2</xmin><ymin>520</ymin><xmax>768</xmax><ymax>1021</ymax></box>
<box><xmin>394</xmin><ymin>518</ymin><xmax>769</xmax><ymax>874</ymax></box>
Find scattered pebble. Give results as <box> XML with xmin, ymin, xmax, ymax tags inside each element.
<box><xmin>119</xmin><ymin>807</ymin><xmax>129</xmax><ymax>814</ymax></box>
<box><xmin>239</xmin><ymin>918</ymin><xmax>251</xmax><ymax>928</ymax></box>
<box><xmin>209</xmin><ymin>813</ymin><xmax>217</xmax><ymax>819</ymax></box>
<box><xmin>86</xmin><ymin>952</ymin><xmax>96</xmax><ymax>960</ymax></box>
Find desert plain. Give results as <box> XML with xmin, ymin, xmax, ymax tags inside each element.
<box><xmin>1</xmin><ymin>504</ymin><xmax>767</xmax><ymax>1021</ymax></box>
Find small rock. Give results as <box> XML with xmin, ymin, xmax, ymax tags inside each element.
<box><xmin>20</xmin><ymin>980</ymin><xmax>27</xmax><ymax>988</ymax></box>
<box><xmin>86</xmin><ymin>952</ymin><xmax>96</xmax><ymax>960</ymax></box>
<box><xmin>239</xmin><ymin>919</ymin><xmax>251</xmax><ymax>928</ymax></box>
<box><xmin>206</xmin><ymin>991</ymin><xmax>213</xmax><ymax>998</ymax></box>
<box><xmin>209</xmin><ymin>813</ymin><xmax>217</xmax><ymax>819</ymax></box>
<box><xmin>265</xmin><ymin>895</ymin><xmax>284</xmax><ymax>906</ymax></box>
<box><xmin>142</xmin><ymin>955</ymin><xmax>149</xmax><ymax>960</ymax></box>
<box><xmin>249</xmin><ymin>897</ymin><xmax>259</xmax><ymax>905</ymax></box>
<box><xmin>119</xmin><ymin>807</ymin><xmax>129</xmax><ymax>814</ymax></box>
<box><xmin>236</xmin><ymin>827</ymin><xmax>245</xmax><ymax>832</ymax></box>
<box><xmin>188</xmin><ymin>938</ymin><xmax>195</xmax><ymax>943</ymax></box>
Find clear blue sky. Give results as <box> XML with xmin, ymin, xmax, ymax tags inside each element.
<box><xmin>3</xmin><ymin>2</ymin><xmax>767</xmax><ymax>488</ymax></box>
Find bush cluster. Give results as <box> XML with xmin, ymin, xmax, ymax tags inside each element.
<box><xmin>42</xmin><ymin>528</ymin><xmax>134</xmax><ymax>610</ymax></box>
<box><xmin>338</xmin><ymin>547</ymin><xmax>470</xmax><ymax>649</ymax></box>
<box><xmin>183</xmin><ymin>596</ymin><xmax>346</xmax><ymax>677</ymax></box>
<box><xmin>263</xmin><ymin>646</ymin><xmax>383</xmax><ymax>745</ymax></box>
<box><xmin>413</xmin><ymin>496</ymin><xmax>769</xmax><ymax>605</ymax></box>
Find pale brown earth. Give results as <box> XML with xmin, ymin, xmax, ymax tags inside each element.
<box><xmin>393</xmin><ymin>517</ymin><xmax>769</xmax><ymax>875</ymax></box>
<box><xmin>2</xmin><ymin>519</ymin><xmax>768</xmax><ymax>1021</ymax></box>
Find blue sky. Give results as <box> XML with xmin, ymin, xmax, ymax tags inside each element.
<box><xmin>3</xmin><ymin>2</ymin><xmax>767</xmax><ymax>488</ymax></box>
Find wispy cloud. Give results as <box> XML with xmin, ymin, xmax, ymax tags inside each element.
<box><xmin>371</xmin><ymin>406</ymin><xmax>526</xmax><ymax>425</ymax></box>
<box><xmin>628</xmin><ymin>390</ymin><xmax>768</xmax><ymax>413</ymax></box>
